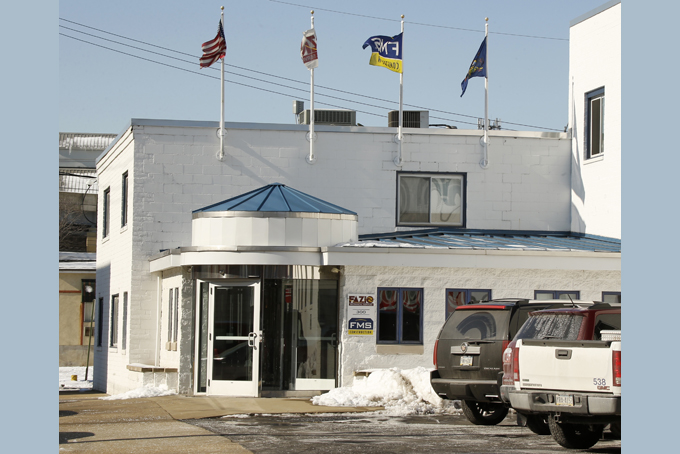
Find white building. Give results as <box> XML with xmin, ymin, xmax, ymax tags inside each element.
<box><xmin>92</xmin><ymin>1</ymin><xmax>621</xmax><ymax>397</ymax></box>
<box><xmin>569</xmin><ymin>0</ymin><xmax>621</xmax><ymax>238</ymax></box>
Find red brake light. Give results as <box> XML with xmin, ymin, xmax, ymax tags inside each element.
<box><xmin>433</xmin><ymin>339</ymin><xmax>439</xmax><ymax>367</ymax></box>
<box><xmin>501</xmin><ymin>340</ymin><xmax>516</xmax><ymax>386</ymax></box>
<box><xmin>455</xmin><ymin>305</ymin><xmax>509</xmax><ymax>310</ymax></box>
<box><xmin>613</xmin><ymin>350</ymin><xmax>621</xmax><ymax>386</ymax></box>
<box><xmin>512</xmin><ymin>345</ymin><xmax>520</xmax><ymax>382</ymax></box>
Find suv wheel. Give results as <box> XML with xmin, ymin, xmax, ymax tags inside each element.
<box><xmin>461</xmin><ymin>400</ymin><xmax>508</xmax><ymax>425</ymax></box>
<box><xmin>524</xmin><ymin>414</ymin><xmax>550</xmax><ymax>435</ymax></box>
<box><xmin>548</xmin><ymin>418</ymin><xmax>604</xmax><ymax>449</ymax></box>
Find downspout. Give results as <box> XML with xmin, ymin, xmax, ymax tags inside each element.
<box><xmin>155</xmin><ymin>274</ymin><xmax>162</xmax><ymax>367</ymax></box>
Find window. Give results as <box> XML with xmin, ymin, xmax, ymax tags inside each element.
<box><xmin>446</xmin><ymin>289</ymin><xmax>491</xmax><ymax>318</ymax></box>
<box><xmin>122</xmin><ymin>292</ymin><xmax>128</xmax><ymax>351</ymax></box>
<box><xmin>515</xmin><ymin>313</ymin><xmax>584</xmax><ymax>341</ymax></box>
<box><xmin>534</xmin><ymin>290</ymin><xmax>580</xmax><ymax>300</ymax></box>
<box><xmin>121</xmin><ymin>171</ymin><xmax>128</xmax><ymax>228</ymax></box>
<box><xmin>173</xmin><ymin>287</ymin><xmax>179</xmax><ymax>342</ymax></box>
<box><xmin>103</xmin><ymin>187</ymin><xmax>111</xmax><ymax>238</ymax></box>
<box><xmin>602</xmin><ymin>292</ymin><xmax>621</xmax><ymax>304</ymax></box>
<box><xmin>585</xmin><ymin>87</ymin><xmax>604</xmax><ymax>159</ymax></box>
<box><xmin>168</xmin><ymin>288</ymin><xmax>174</xmax><ymax>342</ymax></box>
<box><xmin>377</xmin><ymin>288</ymin><xmax>423</xmax><ymax>344</ymax></box>
<box><xmin>97</xmin><ymin>297</ymin><xmax>104</xmax><ymax>347</ymax></box>
<box><xmin>110</xmin><ymin>294</ymin><xmax>119</xmax><ymax>347</ymax></box>
<box><xmin>397</xmin><ymin>172</ymin><xmax>465</xmax><ymax>227</ymax></box>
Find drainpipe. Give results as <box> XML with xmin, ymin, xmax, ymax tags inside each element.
<box><xmin>155</xmin><ymin>274</ymin><xmax>162</xmax><ymax>367</ymax></box>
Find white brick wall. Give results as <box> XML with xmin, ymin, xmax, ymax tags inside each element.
<box><xmin>569</xmin><ymin>3</ymin><xmax>621</xmax><ymax>238</ymax></box>
<box><xmin>94</xmin><ymin>121</ymin><xmax>579</xmax><ymax>394</ymax></box>
<box><xmin>338</xmin><ymin>264</ymin><xmax>621</xmax><ymax>387</ymax></box>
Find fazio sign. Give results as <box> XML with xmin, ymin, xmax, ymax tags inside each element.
<box><xmin>347</xmin><ymin>294</ymin><xmax>376</xmax><ymax>336</ymax></box>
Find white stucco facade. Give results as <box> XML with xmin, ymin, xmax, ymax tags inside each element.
<box><xmin>569</xmin><ymin>1</ymin><xmax>621</xmax><ymax>238</ymax></box>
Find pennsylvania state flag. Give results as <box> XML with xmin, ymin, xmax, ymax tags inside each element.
<box><xmin>461</xmin><ymin>37</ymin><xmax>487</xmax><ymax>97</ymax></box>
<box><xmin>362</xmin><ymin>33</ymin><xmax>403</xmax><ymax>73</ymax></box>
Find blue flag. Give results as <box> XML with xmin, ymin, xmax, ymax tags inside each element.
<box><xmin>362</xmin><ymin>33</ymin><xmax>403</xmax><ymax>73</ymax></box>
<box><xmin>460</xmin><ymin>37</ymin><xmax>486</xmax><ymax>97</ymax></box>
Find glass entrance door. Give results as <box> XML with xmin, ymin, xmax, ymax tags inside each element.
<box><xmin>207</xmin><ymin>281</ymin><xmax>261</xmax><ymax>396</ymax></box>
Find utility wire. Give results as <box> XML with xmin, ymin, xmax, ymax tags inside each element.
<box><xmin>60</xmin><ymin>25</ymin><xmax>486</xmax><ymax>127</ymax></box>
<box><xmin>267</xmin><ymin>0</ymin><xmax>569</xmax><ymax>41</ymax></box>
<box><xmin>59</xmin><ymin>19</ymin><xmax>561</xmax><ymax>131</ymax></box>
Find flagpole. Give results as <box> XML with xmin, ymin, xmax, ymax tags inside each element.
<box><xmin>307</xmin><ymin>10</ymin><xmax>316</xmax><ymax>164</ymax></box>
<box><xmin>395</xmin><ymin>15</ymin><xmax>404</xmax><ymax>167</ymax></box>
<box><xmin>218</xmin><ymin>6</ymin><xmax>225</xmax><ymax>161</ymax></box>
<box><xmin>481</xmin><ymin>17</ymin><xmax>489</xmax><ymax>169</ymax></box>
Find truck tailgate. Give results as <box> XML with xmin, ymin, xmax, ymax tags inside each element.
<box><xmin>517</xmin><ymin>339</ymin><xmax>621</xmax><ymax>394</ymax></box>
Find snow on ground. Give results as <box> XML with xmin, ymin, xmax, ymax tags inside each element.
<box><xmin>60</xmin><ymin>365</ymin><xmax>457</xmax><ymax>411</ymax></box>
<box><xmin>59</xmin><ymin>366</ymin><xmax>94</xmax><ymax>390</ymax></box>
<box><xmin>312</xmin><ymin>367</ymin><xmax>461</xmax><ymax>416</ymax></box>
<box><xmin>100</xmin><ymin>384</ymin><xmax>177</xmax><ymax>400</ymax></box>
<box><xmin>59</xmin><ymin>366</ymin><xmax>177</xmax><ymax>400</ymax></box>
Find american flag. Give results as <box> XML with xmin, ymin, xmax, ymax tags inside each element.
<box><xmin>200</xmin><ymin>20</ymin><xmax>226</xmax><ymax>68</ymax></box>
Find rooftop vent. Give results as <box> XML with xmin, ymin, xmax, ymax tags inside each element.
<box><xmin>388</xmin><ymin>110</ymin><xmax>429</xmax><ymax>128</ymax></box>
<box><xmin>300</xmin><ymin>109</ymin><xmax>357</xmax><ymax>126</ymax></box>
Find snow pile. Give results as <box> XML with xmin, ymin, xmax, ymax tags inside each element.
<box><xmin>100</xmin><ymin>384</ymin><xmax>177</xmax><ymax>400</ymax></box>
<box><xmin>59</xmin><ymin>366</ymin><xmax>94</xmax><ymax>390</ymax></box>
<box><xmin>312</xmin><ymin>367</ymin><xmax>460</xmax><ymax>415</ymax></box>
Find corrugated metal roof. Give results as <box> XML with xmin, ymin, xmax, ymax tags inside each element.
<box><xmin>194</xmin><ymin>183</ymin><xmax>357</xmax><ymax>215</ymax></box>
<box><xmin>346</xmin><ymin>229</ymin><xmax>620</xmax><ymax>253</ymax></box>
<box><xmin>59</xmin><ymin>252</ymin><xmax>96</xmax><ymax>271</ymax></box>
<box><xmin>59</xmin><ymin>169</ymin><xmax>98</xmax><ymax>194</ymax></box>
<box><xmin>59</xmin><ymin>133</ymin><xmax>117</xmax><ymax>151</ymax></box>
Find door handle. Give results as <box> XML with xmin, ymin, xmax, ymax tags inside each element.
<box><xmin>555</xmin><ymin>349</ymin><xmax>572</xmax><ymax>359</ymax></box>
<box><xmin>248</xmin><ymin>332</ymin><xmax>258</xmax><ymax>349</ymax></box>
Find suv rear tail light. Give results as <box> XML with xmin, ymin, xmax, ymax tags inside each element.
<box><xmin>512</xmin><ymin>345</ymin><xmax>520</xmax><ymax>383</ymax></box>
<box><xmin>433</xmin><ymin>339</ymin><xmax>439</xmax><ymax>367</ymax></box>
<box><xmin>613</xmin><ymin>350</ymin><xmax>621</xmax><ymax>386</ymax></box>
<box><xmin>502</xmin><ymin>346</ymin><xmax>513</xmax><ymax>385</ymax></box>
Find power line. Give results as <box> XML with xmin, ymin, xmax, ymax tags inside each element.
<box><xmin>59</xmin><ymin>25</ymin><xmax>484</xmax><ymax>127</ymax></box>
<box><xmin>59</xmin><ymin>19</ymin><xmax>562</xmax><ymax>131</ymax></box>
<box><xmin>267</xmin><ymin>0</ymin><xmax>569</xmax><ymax>41</ymax></box>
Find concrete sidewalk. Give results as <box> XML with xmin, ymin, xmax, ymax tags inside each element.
<box><xmin>59</xmin><ymin>390</ymin><xmax>379</xmax><ymax>453</ymax></box>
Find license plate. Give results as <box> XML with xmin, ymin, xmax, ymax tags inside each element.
<box><xmin>555</xmin><ymin>395</ymin><xmax>574</xmax><ymax>406</ymax></box>
<box><xmin>460</xmin><ymin>356</ymin><xmax>473</xmax><ymax>366</ymax></box>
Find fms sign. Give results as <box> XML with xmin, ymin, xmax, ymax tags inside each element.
<box><xmin>347</xmin><ymin>294</ymin><xmax>376</xmax><ymax>336</ymax></box>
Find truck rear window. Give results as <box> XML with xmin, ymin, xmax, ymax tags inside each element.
<box><xmin>440</xmin><ymin>310</ymin><xmax>511</xmax><ymax>341</ymax></box>
<box><xmin>514</xmin><ymin>313</ymin><xmax>583</xmax><ymax>341</ymax></box>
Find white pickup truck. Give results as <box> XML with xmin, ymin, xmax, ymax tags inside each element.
<box><xmin>499</xmin><ymin>303</ymin><xmax>621</xmax><ymax>449</ymax></box>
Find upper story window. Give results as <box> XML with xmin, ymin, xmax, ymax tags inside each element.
<box><xmin>585</xmin><ymin>87</ymin><xmax>604</xmax><ymax>159</ymax></box>
<box><xmin>103</xmin><ymin>187</ymin><xmax>110</xmax><ymax>238</ymax></box>
<box><xmin>397</xmin><ymin>172</ymin><xmax>465</xmax><ymax>227</ymax></box>
<box><xmin>121</xmin><ymin>172</ymin><xmax>128</xmax><ymax>228</ymax></box>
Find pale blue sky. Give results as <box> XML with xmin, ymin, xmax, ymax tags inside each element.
<box><xmin>59</xmin><ymin>0</ymin><xmax>607</xmax><ymax>134</ymax></box>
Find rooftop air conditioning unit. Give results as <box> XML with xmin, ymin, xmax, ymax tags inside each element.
<box><xmin>300</xmin><ymin>109</ymin><xmax>357</xmax><ymax>126</ymax></box>
<box><xmin>388</xmin><ymin>110</ymin><xmax>429</xmax><ymax>128</ymax></box>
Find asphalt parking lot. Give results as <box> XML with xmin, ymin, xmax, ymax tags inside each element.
<box><xmin>188</xmin><ymin>412</ymin><xmax>622</xmax><ymax>454</ymax></box>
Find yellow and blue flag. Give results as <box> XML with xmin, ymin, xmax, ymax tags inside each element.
<box><xmin>362</xmin><ymin>33</ymin><xmax>403</xmax><ymax>73</ymax></box>
<box><xmin>461</xmin><ymin>37</ymin><xmax>486</xmax><ymax>97</ymax></box>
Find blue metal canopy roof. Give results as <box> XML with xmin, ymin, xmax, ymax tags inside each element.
<box><xmin>352</xmin><ymin>228</ymin><xmax>620</xmax><ymax>253</ymax></box>
<box><xmin>193</xmin><ymin>183</ymin><xmax>357</xmax><ymax>215</ymax></box>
